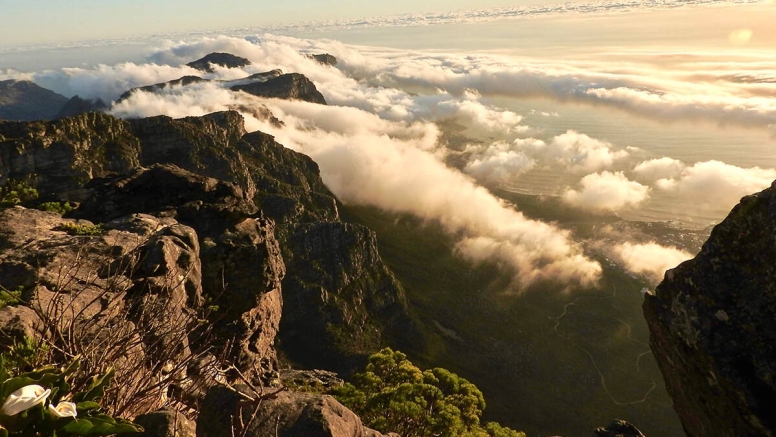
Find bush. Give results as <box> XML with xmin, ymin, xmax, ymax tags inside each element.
<box><xmin>38</xmin><ymin>202</ymin><xmax>74</xmax><ymax>216</ymax></box>
<box><xmin>331</xmin><ymin>348</ymin><xmax>525</xmax><ymax>437</ymax></box>
<box><xmin>0</xmin><ymin>179</ymin><xmax>38</xmax><ymax>208</ymax></box>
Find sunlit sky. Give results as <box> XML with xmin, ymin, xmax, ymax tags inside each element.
<box><xmin>0</xmin><ymin>0</ymin><xmax>558</xmax><ymax>47</ymax></box>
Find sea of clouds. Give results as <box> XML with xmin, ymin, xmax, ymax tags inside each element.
<box><xmin>3</xmin><ymin>31</ymin><xmax>775</xmax><ymax>289</ymax></box>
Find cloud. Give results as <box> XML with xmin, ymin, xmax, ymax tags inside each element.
<box><xmin>651</xmin><ymin>160</ymin><xmax>776</xmax><ymax>208</ymax></box>
<box><xmin>611</xmin><ymin>242</ymin><xmax>693</xmax><ymax>283</ymax></box>
<box><xmin>633</xmin><ymin>157</ymin><xmax>685</xmax><ymax>183</ymax></box>
<box><xmin>515</xmin><ymin>130</ymin><xmax>629</xmax><ymax>173</ymax></box>
<box><xmin>255</xmin><ymin>99</ymin><xmax>601</xmax><ymax>290</ymax></box>
<box><xmin>463</xmin><ymin>141</ymin><xmax>536</xmax><ymax>185</ymax></box>
<box><xmin>562</xmin><ymin>171</ymin><xmax>650</xmax><ymax>211</ymax></box>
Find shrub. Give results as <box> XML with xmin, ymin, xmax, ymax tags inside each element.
<box><xmin>331</xmin><ymin>348</ymin><xmax>525</xmax><ymax>437</ymax></box>
<box><xmin>0</xmin><ymin>179</ymin><xmax>38</xmax><ymax>208</ymax></box>
<box><xmin>54</xmin><ymin>222</ymin><xmax>104</xmax><ymax>236</ymax></box>
<box><xmin>38</xmin><ymin>202</ymin><xmax>74</xmax><ymax>216</ymax></box>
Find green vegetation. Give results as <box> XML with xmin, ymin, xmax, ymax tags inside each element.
<box><xmin>54</xmin><ymin>222</ymin><xmax>105</xmax><ymax>236</ymax></box>
<box><xmin>0</xmin><ymin>360</ymin><xmax>143</xmax><ymax>436</ymax></box>
<box><xmin>0</xmin><ymin>287</ymin><xmax>23</xmax><ymax>310</ymax></box>
<box><xmin>0</xmin><ymin>179</ymin><xmax>39</xmax><ymax>207</ymax></box>
<box><xmin>332</xmin><ymin>348</ymin><xmax>525</xmax><ymax>437</ymax></box>
<box><xmin>0</xmin><ymin>337</ymin><xmax>49</xmax><ymax>377</ymax></box>
<box><xmin>38</xmin><ymin>202</ymin><xmax>74</xmax><ymax>216</ymax></box>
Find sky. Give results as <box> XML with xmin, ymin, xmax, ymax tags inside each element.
<box><xmin>0</xmin><ymin>0</ymin><xmax>553</xmax><ymax>47</ymax></box>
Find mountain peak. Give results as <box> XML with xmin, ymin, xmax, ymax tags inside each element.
<box><xmin>186</xmin><ymin>52</ymin><xmax>252</xmax><ymax>72</ymax></box>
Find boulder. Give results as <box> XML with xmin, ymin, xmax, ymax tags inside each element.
<box><xmin>643</xmin><ymin>180</ymin><xmax>776</xmax><ymax>437</ymax></box>
<box><xmin>594</xmin><ymin>419</ymin><xmax>646</xmax><ymax>437</ymax></box>
<box><xmin>197</xmin><ymin>386</ymin><xmax>396</xmax><ymax>437</ymax></box>
<box><xmin>134</xmin><ymin>408</ymin><xmax>196</xmax><ymax>437</ymax></box>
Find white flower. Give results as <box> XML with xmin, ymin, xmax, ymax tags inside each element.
<box><xmin>48</xmin><ymin>401</ymin><xmax>78</xmax><ymax>418</ymax></box>
<box><xmin>1</xmin><ymin>385</ymin><xmax>51</xmax><ymax>416</ymax></box>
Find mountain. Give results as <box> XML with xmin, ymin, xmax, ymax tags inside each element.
<box><xmin>231</xmin><ymin>73</ymin><xmax>328</xmax><ymax>104</ymax></box>
<box><xmin>0</xmin><ymin>79</ymin><xmax>69</xmax><ymax>121</ymax></box>
<box><xmin>117</xmin><ymin>75</ymin><xmax>207</xmax><ymax>102</ymax></box>
<box><xmin>186</xmin><ymin>52</ymin><xmax>252</xmax><ymax>72</ymax></box>
<box><xmin>644</xmin><ymin>181</ymin><xmax>776</xmax><ymax>437</ymax></box>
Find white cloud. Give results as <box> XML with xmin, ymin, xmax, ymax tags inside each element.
<box><xmin>563</xmin><ymin>171</ymin><xmax>650</xmax><ymax>211</ymax></box>
<box><xmin>515</xmin><ymin>130</ymin><xmax>629</xmax><ymax>173</ymax></box>
<box><xmin>463</xmin><ymin>141</ymin><xmax>536</xmax><ymax>185</ymax></box>
<box><xmin>652</xmin><ymin>160</ymin><xmax>776</xmax><ymax>209</ymax></box>
<box><xmin>612</xmin><ymin>242</ymin><xmax>693</xmax><ymax>283</ymax></box>
<box><xmin>633</xmin><ymin>157</ymin><xmax>686</xmax><ymax>183</ymax></box>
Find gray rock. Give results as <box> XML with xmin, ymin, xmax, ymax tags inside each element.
<box><xmin>594</xmin><ymin>419</ymin><xmax>646</xmax><ymax>437</ymax></box>
<box><xmin>134</xmin><ymin>408</ymin><xmax>196</xmax><ymax>437</ymax></box>
<box><xmin>644</xmin><ymin>180</ymin><xmax>776</xmax><ymax>437</ymax></box>
<box><xmin>197</xmin><ymin>386</ymin><xmax>396</xmax><ymax>437</ymax></box>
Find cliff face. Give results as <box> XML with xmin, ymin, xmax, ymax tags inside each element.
<box><xmin>0</xmin><ymin>109</ymin><xmax>412</xmax><ymax>376</ymax></box>
<box><xmin>643</xmin><ymin>180</ymin><xmax>776</xmax><ymax>437</ymax></box>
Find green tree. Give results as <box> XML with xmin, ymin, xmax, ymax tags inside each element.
<box><xmin>332</xmin><ymin>348</ymin><xmax>525</xmax><ymax>437</ymax></box>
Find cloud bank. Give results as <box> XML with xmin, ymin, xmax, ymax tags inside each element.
<box><xmin>612</xmin><ymin>242</ymin><xmax>693</xmax><ymax>283</ymax></box>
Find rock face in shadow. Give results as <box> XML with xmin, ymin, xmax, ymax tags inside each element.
<box><xmin>186</xmin><ymin>52</ymin><xmax>251</xmax><ymax>72</ymax></box>
<box><xmin>280</xmin><ymin>222</ymin><xmax>411</xmax><ymax>374</ymax></box>
<box><xmin>0</xmin><ymin>80</ymin><xmax>69</xmax><ymax>121</ymax></box>
<box><xmin>231</xmin><ymin>73</ymin><xmax>327</xmax><ymax>105</ymax></box>
<box><xmin>643</xmin><ymin>180</ymin><xmax>776</xmax><ymax>437</ymax></box>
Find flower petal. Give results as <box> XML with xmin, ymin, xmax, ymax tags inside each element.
<box><xmin>48</xmin><ymin>401</ymin><xmax>78</xmax><ymax>418</ymax></box>
<box><xmin>2</xmin><ymin>385</ymin><xmax>51</xmax><ymax>416</ymax></box>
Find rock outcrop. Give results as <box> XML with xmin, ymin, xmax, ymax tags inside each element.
<box><xmin>231</xmin><ymin>73</ymin><xmax>327</xmax><ymax>105</ymax></box>
<box><xmin>308</xmin><ymin>54</ymin><xmax>338</xmax><ymax>66</ymax></box>
<box><xmin>643</xmin><ymin>180</ymin><xmax>776</xmax><ymax>437</ymax></box>
<box><xmin>186</xmin><ymin>53</ymin><xmax>252</xmax><ymax>72</ymax></box>
<box><xmin>594</xmin><ymin>419</ymin><xmax>646</xmax><ymax>437</ymax></box>
<box><xmin>0</xmin><ymin>79</ymin><xmax>69</xmax><ymax>121</ymax></box>
<box><xmin>198</xmin><ymin>386</ymin><xmax>397</xmax><ymax>437</ymax></box>
<box><xmin>0</xmin><ymin>208</ymin><xmax>205</xmax><ymax>415</ymax></box>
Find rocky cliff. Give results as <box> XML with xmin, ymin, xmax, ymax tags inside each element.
<box><xmin>0</xmin><ymin>108</ymin><xmax>412</xmax><ymax>377</ymax></box>
<box><xmin>643</xmin><ymin>180</ymin><xmax>776</xmax><ymax>437</ymax></box>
